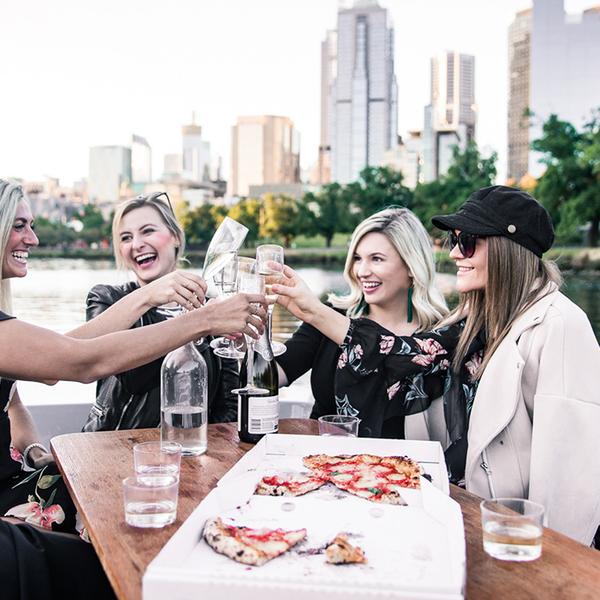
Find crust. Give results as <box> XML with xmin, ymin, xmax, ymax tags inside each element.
<box><xmin>325</xmin><ymin>534</ymin><xmax>367</xmax><ymax>564</ymax></box>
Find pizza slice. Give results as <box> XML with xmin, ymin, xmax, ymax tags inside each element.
<box><xmin>204</xmin><ymin>517</ymin><xmax>307</xmax><ymax>566</ymax></box>
<box><xmin>255</xmin><ymin>472</ymin><xmax>326</xmax><ymax>497</ymax></box>
<box><xmin>325</xmin><ymin>534</ymin><xmax>367</xmax><ymax>565</ymax></box>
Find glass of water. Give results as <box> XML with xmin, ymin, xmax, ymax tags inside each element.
<box><xmin>318</xmin><ymin>415</ymin><xmax>360</xmax><ymax>437</ymax></box>
<box><xmin>123</xmin><ymin>475</ymin><xmax>178</xmax><ymax>528</ymax></box>
<box><xmin>480</xmin><ymin>497</ymin><xmax>545</xmax><ymax>561</ymax></box>
<box><xmin>133</xmin><ymin>441</ymin><xmax>182</xmax><ymax>484</ymax></box>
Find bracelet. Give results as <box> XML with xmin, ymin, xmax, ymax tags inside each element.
<box><xmin>22</xmin><ymin>443</ymin><xmax>49</xmax><ymax>469</ymax></box>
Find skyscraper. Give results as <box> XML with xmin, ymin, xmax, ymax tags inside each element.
<box><xmin>507</xmin><ymin>1</ymin><xmax>600</xmax><ymax>179</ymax></box>
<box><xmin>131</xmin><ymin>134</ymin><xmax>152</xmax><ymax>189</ymax></box>
<box><xmin>317</xmin><ymin>29</ymin><xmax>337</xmax><ymax>185</ymax></box>
<box><xmin>507</xmin><ymin>9</ymin><xmax>532</xmax><ymax>183</ymax></box>
<box><xmin>327</xmin><ymin>0</ymin><xmax>398</xmax><ymax>184</ymax></box>
<box><xmin>422</xmin><ymin>51</ymin><xmax>476</xmax><ymax>182</ymax></box>
<box><xmin>230</xmin><ymin>115</ymin><xmax>300</xmax><ymax>197</ymax></box>
<box><xmin>88</xmin><ymin>145</ymin><xmax>131</xmax><ymax>204</ymax></box>
<box><xmin>182</xmin><ymin>115</ymin><xmax>211</xmax><ymax>183</ymax></box>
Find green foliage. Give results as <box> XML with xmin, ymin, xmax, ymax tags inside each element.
<box><xmin>228</xmin><ymin>198</ymin><xmax>261</xmax><ymax>246</ymax></box>
<box><xmin>181</xmin><ymin>202</ymin><xmax>219</xmax><ymax>249</ymax></box>
<box><xmin>412</xmin><ymin>142</ymin><xmax>497</xmax><ymax>235</ymax></box>
<box><xmin>33</xmin><ymin>217</ymin><xmax>77</xmax><ymax>247</ymax></box>
<box><xmin>259</xmin><ymin>194</ymin><xmax>301</xmax><ymax>248</ymax></box>
<box><xmin>532</xmin><ymin>110</ymin><xmax>600</xmax><ymax>246</ymax></box>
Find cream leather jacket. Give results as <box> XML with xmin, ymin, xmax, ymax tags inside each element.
<box><xmin>406</xmin><ymin>287</ymin><xmax>600</xmax><ymax>544</ymax></box>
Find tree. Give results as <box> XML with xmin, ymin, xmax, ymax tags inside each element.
<box><xmin>301</xmin><ymin>182</ymin><xmax>353</xmax><ymax>247</ymax></box>
<box><xmin>532</xmin><ymin>111</ymin><xmax>600</xmax><ymax>246</ymax></box>
<box><xmin>344</xmin><ymin>166</ymin><xmax>413</xmax><ymax>221</ymax></box>
<box><xmin>181</xmin><ymin>203</ymin><xmax>218</xmax><ymax>249</ymax></box>
<box><xmin>259</xmin><ymin>194</ymin><xmax>301</xmax><ymax>247</ymax></box>
<box><xmin>227</xmin><ymin>198</ymin><xmax>261</xmax><ymax>246</ymax></box>
<box><xmin>33</xmin><ymin>217</ymin><xmax>76</xmax><ymax>247</ymax></box>
<box><xmin>413</xmin><ymin>142</ymin><xmax>497</xmax><ymax>234</ymax></box>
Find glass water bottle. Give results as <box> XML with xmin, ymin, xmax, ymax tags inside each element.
<box><xmin>160</xmin><ymin>341</ymin><xmax>208</xmax><ymax>456</ymax></box>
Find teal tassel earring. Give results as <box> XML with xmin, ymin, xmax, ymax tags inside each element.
<box><xmin>407</xmin><ymin>287</ymin><xmax>413</xmax><ymax>323</ymax></box>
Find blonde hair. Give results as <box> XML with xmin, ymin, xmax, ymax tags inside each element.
<box><xmin>441</xmin><ymin>236</ymin><xmax>562</xmax><ymax>376</ymax></box>
<box><xmin>329</xmin><ymin>207</ymin><xmax>448</xmax><ymax>331</ymax></box>
<box><xmin>0</xmin><ymin>179</ymin><xmax>26</xmax><ymax>313</ymax></box>
<box><xmin>112</xmin><ymin>192</ymin><xmax>185</xmax><ymax>271</ymax></box>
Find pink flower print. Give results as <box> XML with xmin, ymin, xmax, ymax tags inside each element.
<box><xmin>465</xmin><ymin>352</ymin><xmax>483</xmax><ymax>381</ymax></box>
<box><xmin>387</xmin><ymin>381</ymin><xmax>402</xmax><ymax>400</ymax></box>
<box><xmin>5</xmin><ymin>500</ymin><xmax>66</xmax><ymax>530</ymax></box>
<box><xmin>337</xmin><ymin>350</ymin><xmax>348</xmax><ymax>370</ymax></box>
<box><xmin>353</xmin><ymin>344</ymin><xmax>363</xmax><ymax>359</ymax></box>
<box><xmin>379</xmin><ymin>335</ymin><xmax>394</xmax><ymax>355</ymax></box>
<box><xmin>10</xmin><ymin>446</ymin><xmax>23</xmax><ymax>464</ymax></box>
<box><xmin>411</xmin><ymin>354</ymin><xmax>434</xmax><ymax>367</ymax></box>
<box><xmin>439</xmin><ymin>359</ymin><xmax>451</xmax><ymax>370</ymax></box>
<box><xmin>414</xmin><ymin>338</ymin><xmax>447</xmax><ymax>358</ymax></box>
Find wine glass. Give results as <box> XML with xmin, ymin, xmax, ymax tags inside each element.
<box><xmin>211</xmin><ymin>256</ymin><xmax>245</xmax><ymax>360</ymax></box>
<box><xmin>232</xmin><ymin>260</ymin><xmax>269</xmax><ymax>395</ymax></box>
<box><xmin>256</xmin><ymin>244</ymin><xmax>286</xmax><ymax>357</ymax></box>
<box><xmin>202</xmin><ymin>217</ymin><xmax>249</xmax><ymax>280</ymax></box>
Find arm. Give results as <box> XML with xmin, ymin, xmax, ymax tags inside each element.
<box><xmin>7</xmin><ymin>388</ymin><xmax>54</xmax><ymax>468</ymax></box>
<box><xmin>271</xmin><ymin>264</ymin><xmax>350</xmax><ymax>345</ymax></box>
<box><xmin>0</xmin><ymin>293</ymin><xmax>266</xmax><ymax>384</ymax></box>
<box><xmin>68</xmin><ymin>271</ymin><xmax>207</xmax><ymax>339</ymax></box>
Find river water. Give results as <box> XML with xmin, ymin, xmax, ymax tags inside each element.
<box><xmin>9</xmin><ymin>259</ymin><xmax>599</xmax><ymax>410</ymax></box>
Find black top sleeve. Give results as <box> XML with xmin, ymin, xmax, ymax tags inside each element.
<box><xmin>0</xmin><ymin>311</ymin><xmax>15</xmax><ymax>322</ymax></box>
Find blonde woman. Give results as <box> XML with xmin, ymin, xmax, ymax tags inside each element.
<box><xmin>82</xmin><ymin>192</ymin><xmax>238</xmax><ymax>431</ymax></box>
<box><xmin>275</xmin><ymin>207</ymin><xmax>448</xmax><ymax>438</ymax></box>
<box><xmin>0</xmin><ymin>179</ymin><xmax>265</xmax><ymax>598</ymax></box>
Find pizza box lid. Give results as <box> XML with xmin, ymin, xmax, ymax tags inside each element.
<box><xmin>143</xmin><ymin>436</ymin><xmax>464</xmax><ymax>600</ymax></box>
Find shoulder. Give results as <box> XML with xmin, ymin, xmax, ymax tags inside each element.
<box><xmin>87</xmin><ymin>281</ymin><xmax>138</xmax><ymax>304</ymax></box>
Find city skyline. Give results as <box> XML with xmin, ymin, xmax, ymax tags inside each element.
<box><xmin>1</xmin><ymin>0</ymin><xmax>597</xmax><ymax>186</ymax></box>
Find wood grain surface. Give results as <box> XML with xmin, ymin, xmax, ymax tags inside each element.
<box><xmin>51</xmin><ymin>420</ymin><xmax>600</xmax><ymax>600</ymax></box>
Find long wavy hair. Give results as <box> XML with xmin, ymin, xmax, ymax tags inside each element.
<box><xmin>111</xmin><ymin>192</ymin><xmax>186</xmax><ymax>271</ymax></box>
<box><xmin>328</xmin><ymin>207</ymin><xmax>448</xmax><ymax>331</ymax></box>
<box><xmin>0</xmin><ymin>179</ymin><xmax>26</xmax><ymax>313</ymax></box>
<box><xmin>440</xmin><ymin>236</ymin><xmax>562</xmax><ymax>377</ymax></box>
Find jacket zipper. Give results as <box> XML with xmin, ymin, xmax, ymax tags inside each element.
<box><xmin>116</xmin><ymin>395</ymin><xmax>135</xmax><ymax>430</ymax></box>
<box><xmin>480</xmin><ymin>449</ymin><xmax>496</xmax><ymax>498</ymax></box>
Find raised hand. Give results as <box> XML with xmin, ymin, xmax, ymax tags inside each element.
<box><xmin>142</xmin><ymin>270</ymin><xmax>207</xmax><ymax>310</ymax></box>
<box><xmin>202</xmin><ymin>293</ymin><xmax>267</xmax><ymax>340</ymax></box>
<box><xmin>269</xmin><ymin>264</ymin><xmax>323</xmax><ymax>324</ymax></box>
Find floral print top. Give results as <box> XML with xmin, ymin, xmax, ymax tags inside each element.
<box><xmin>335</xmin><ymin>317</ymin><xmax>485</xmax><ymax>483</ymax></box>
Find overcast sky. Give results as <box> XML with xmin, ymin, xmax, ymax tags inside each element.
<box><xmin>0</xmin><ymin>0</ymin><xmax>595</xmax><ymax>185</ymax></box>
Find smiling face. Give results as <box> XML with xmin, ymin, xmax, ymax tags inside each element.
<box><xmin>2</xmin><ymin>200</ymin><xmax>39</xmax><ymax>279</ymax></box>
<box><xmin>449</xmin><ymin>230</ymin><xmax>488</xmax><ymax>292</ymax></box>
<box><xmin>351</xmin><ymin>231</ymin><xmax>412</xmax><ymax>311</ymax></box>
<box><xmin>117</xmin><ymin>205</ymin><xmax>179</xmax><ymax>285</ymax></box>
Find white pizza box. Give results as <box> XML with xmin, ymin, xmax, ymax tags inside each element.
<box><xmin>143</xmin><ymin>436</ymin><xmax>465</xmax><ymax>600</ymax></box>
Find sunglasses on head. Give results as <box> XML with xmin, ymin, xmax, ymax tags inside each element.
<box><xmin>141</xmin><ymin>191</ymin><xmax>175</xmax><ymax>215</ymax></box>
<box><xmin>447</xmin><ymin>231</ymin><xmax>481</xmax><ymax>258</ymax></box>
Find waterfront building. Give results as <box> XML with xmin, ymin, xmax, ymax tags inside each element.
<box><xmin>317</xmin><ymin>29</ymin><xmax>337</xmax><ymax>185</ymax></box>
<box><xmin>131</xmin><ymin>134</ymin><xmax>152</xmax><ymax>190</ymax></box>
<box><xmin>327</xmin><ymin>0</ymin><xmax>398</xmax><ymax>184</ymax></box>
<box><xmin>383</xmin><ymin>132</ymin><xmax>423</xmax><ymax>189</ymax></box>
<box><xmin>88</xmin><ymin>145</ymin><xmax>131</xmax><ymax>204</ymax></box>
<box><xmin>230</xmin><ymin>115</ymin><xmax>300</xmax><ymax>197</ymax></box>
<box><xmin>163</xmin><ymin>153</ymin><xmax>183</xmax><ymax>179</ymax></box>
<box><xmin>507</xmin><ymin>0</ymin><xmax>600</xmax><ymax>179</ymax></box>
<box><xmin>182</xmin><ymin>115</ymin><xmax>211</xmax><ymax>183</ymax></box>
<box><xmin>422</xmin><ymin>51</ymin><xmax>476</xmax><ymax>182</ymax></box>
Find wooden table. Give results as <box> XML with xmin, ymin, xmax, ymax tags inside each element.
<box><xmin>51</xmin><ymin>420</ymin><xmax>600</xmax><ymax>600</ymax></box>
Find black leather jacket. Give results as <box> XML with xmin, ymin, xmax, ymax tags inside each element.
<box><xmin>81</xmin><ymin>282</ymin><xmax>239</xmax><ymax>431</ymax></box>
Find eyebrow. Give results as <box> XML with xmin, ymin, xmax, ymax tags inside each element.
<box><xmin>119</xmin><ymin>222</ymin><xmax>159</xmax><ymax>234</ymax></box>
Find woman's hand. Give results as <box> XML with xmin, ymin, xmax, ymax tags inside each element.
<box><xmin>270</xmin><ymin>264</ymin><xmax>324</xmax><ymax>325</ymax></box>
<box><xmin>201</xmin><ymin>293</ymin><xmax>267</xmax><ymax>340</ymax></box>
<box><xmin>142</xmin><ymin>270</ymin><xmax>207</xmax><ymax>310</ymax></box>
<box><xmin>30</xmin><ymin>451</ymin><xmax>56</xmax><ymax>469</ymax></box>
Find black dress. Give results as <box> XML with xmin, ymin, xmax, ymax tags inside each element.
<box><xmin>82</xmin><ymin>282</ymin><xmax>239</xmax><ymax>431</ymax></box>
<box><xmin>0</xmin><ymin>312</ymin><xmax>79</xmax><ymax>534</ymax></box>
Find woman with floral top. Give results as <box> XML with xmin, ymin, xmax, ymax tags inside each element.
<box><xmin>275</xmin><ymin>207</ymin><xmax>450</xmax><ymax>438</ymax></box>
<box><xmin>273</xmin><ymin>186</ymin><xmax>600</xmax><ymax>546</ymax></box>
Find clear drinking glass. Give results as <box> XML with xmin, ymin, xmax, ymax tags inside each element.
<box><xmin>133</xmin><ymin>441</ymin><xmax>182</xmax><ymax>484</ymax></box>
<box><xmin>480</xmin><ymin>497</ymin><xmax>545</xmax><ymax>561</ymax></box>
<box><xmin>123</xmin><ymin>475</ymin><xmax>178</xmax><ymax>528</ymax></box>
<box><xmin>232</xmin><ymin>259</ymin><xmax>269</xmax><ymax>395</ymax></box>
<box><xmin>256</xmin><ymin>244</ymin><xmax>286</xmax><ymax>357</ymax></box>
<box><xmin>202</xmin><ymin>217</ymin><xmax>248</xmax><ymax>280</ymax></box>
<box><xmin>318</xmin><ymin>415</ymin><xmax>360</xmax><ymax>437</ymax></box>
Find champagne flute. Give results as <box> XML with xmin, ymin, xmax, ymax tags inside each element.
<box><xmin>202</xmin><ymin>217</ymin><xmax>248</xmax><ymax>281</ymax></box>
<box><xmin>256</xmin><ymin>244</ymin><xmax>286</xmax><ymax>357</ymax></box>
<box><xmin>232</xmin><ymin>260</ymin><xmax>269</xmax><ymax>395</ymax></box>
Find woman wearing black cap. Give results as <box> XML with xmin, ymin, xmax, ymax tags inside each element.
<box><xmin>272</xmin><ymin>186</ymin><xmax>600</xmax><ymax>546</ymax></box>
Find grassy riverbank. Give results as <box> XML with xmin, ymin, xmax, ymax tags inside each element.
<box><xmin>33</xmin><ymin>245</ymin><xmax>600</xmax><ymax>272</ymax></box>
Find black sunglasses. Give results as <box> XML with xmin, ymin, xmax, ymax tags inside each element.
<box><xmin>142</xmin><ymin>191</ymin><xmax>175</xmax><ymax>215</ymax></box>
<box><xmin>447</xmin><ymin>231</ymin><xmax>481</xmax><ymax>258</ymax></box>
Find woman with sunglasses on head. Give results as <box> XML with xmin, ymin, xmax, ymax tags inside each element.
<box><xmin>81</xmin><ymin>192</ymin><xmax>240</xmax><ymax>432</ymax></box>
<box><xmin>277</xmin><ymin>186</ymin><xmax>599</xmax><ymax>545</ymax></box>
<box><xmin>0</xmin><ymin>179</ymin><xmax>265</xmax><ymax>598</ymax></box>
<box><xmin>275</xmin><ymin>207</ymin><xmax>449</xmax><ymax>439</ymax></box>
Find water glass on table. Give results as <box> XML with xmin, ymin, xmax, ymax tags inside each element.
<box><xmin>480</xmin><ymin>497</ymin><xmax>545</xmax><ymax>561</ymax></box>
<box><xmin>133</xmin><ymin>441</ymin><xmax>182</xmax><ymax>484</ymax></box>
<box><xmin>318</xmin><ymin>415</ymin><xmax>360</xmax><ymax>437</ymax></box>
<box><xmin>123</xmin><ymin>474</ymin><xmax>179</xmax><ymax>528</ymax></box>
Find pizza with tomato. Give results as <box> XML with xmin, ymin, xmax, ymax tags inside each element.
<box><xmin>325</xmin><ymin>534</ymin><xmax>367</xmax><ymax>565</ymax></box>
<box><xmin>255</xmin><ymin>472</ymin><xmax>327</xmax><ymax>497</ymax></box>
<box><xmin>302</xmin><ymin>453</ymin><xmax>421</xmax><ymax>504</ymax></box>
<box><xmin>204</xmin><ymin>517</ymin><xmax>307</xmax><ymax>566</ymax></box>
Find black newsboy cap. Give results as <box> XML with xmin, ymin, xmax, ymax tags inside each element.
<box><xmin>431</xmin><ymin>185</ymin><xmax>554</xmax><ymax>257</ymax></box>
